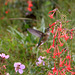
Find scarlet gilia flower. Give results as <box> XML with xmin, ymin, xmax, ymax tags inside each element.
<box><xmin>46</xmin><ymin>48</ymin><xmax>51</xmax><ymax>53</ymax></box>
<box><xmin>27</xmin><ymin>7</ymin><xmax>32</xmax><ymax>11</ymax></box>
<box><xmin>70</xmin><ymin>30</ymin><xmax>73</xmax><ymax>39</ymax></box>
<box><xmin>53</xmin><ymin>45</ymin><xmax>62</xmax><ymax>58</ymax></box>
<box><xmin>58</xmin><ymin>22</ymin><xmax>62</xmax><ymax>31</ymax></box>
<box><xmin>52</xmin><ymin>38</ymin><xmax>55</xmax><ymax>47</ymax></box>
<box><xmin>50</xmin><ymin>26</ymin><xmax>55</xmax><ymax>33</ymax></box>
<box><xmin>27</xmin><ymin>1</ymin><xmax>33</xmax><ymax>7</ymax></box>
<box><xmin>59</xmin><ymin>70</ymin><xmax>65</xmax><ymax>75</ymax></box>
<box><xmin>5</xmin><ymin>2</ymin><xmax>8</xmax><ymax>5</ymax></box>
<box><xmin>58</xmin><ymin>39</ymin><xmax>63</xmax><ymax>46</ymax></box>
<box><xmin>49</xmin><ymin>13</ymin><xmax>55</xmax><ymax>19</ymax></box>
<box><xmin>5</xmin><ymin>10</ymin><xmax>9</xmax><ymax>14</ymax></box>
<box><xmin>59</xmin><ymin>58</ymin><xmax>66</xmax><ymax>67</ymax></box>
<box><xmin>54</xmin><ymin>29</ymin><xmax>58</xmax><ymax>38</ymax></box>
<box><xmin>48</xmin><ymin>8</ymin><xmax>58</xmax><ymax>19</ymax></box>
<box><xmin>66</xmin><ymin>60</ymin><xmax>72</xmax><ymax>70</ymax></box>
<box><xmin>52</xmin><ymin>64</ymin><xmax>58</xmax><ymax>75</ymax></box>
<box><xmin>48</xmin><ymin>8</ymin><xmax>58</xmax><ymax>14</ymax></box>
<box><xmin>61</xmin><ymin>32</ymin><xmax>69</xmax><ymax>41</ymax></box>
<box><xmin>46</xmin><ymin>44</ymin><xmax>54</xmax><ymax>53</ymax></box>
<box><xmin>67</xmin><ymin>70</ymin><xmax>75</xmax><ymax>75</ymax></box>
<box><xmin>27</xmin><ymin>0</ymin><xmax>33</xmax><ymax>12</ymax></box>
<box><xmin>66</xmin><ymin>20</ymin><xmax>71</xmax><ymax>23</ymax></box>
<box><xmin>66</xmin><ymin>55</ymin><xmax>71</xmax><ymax>60</ymax></box>
<box><xmin>49</xmin><ymin>22</ymin><xmax>56</xmax><ymax>28</ymax></box>
<box><xmin>48</xmin><ymin>72</ymin><xmax>53</xmax><ymax>75</ymax></box>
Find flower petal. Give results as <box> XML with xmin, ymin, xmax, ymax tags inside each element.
<box><xmin>20</xmin><ymin>64</ymin><xmax>25</xmax><ymax>69</ymax></box>
<box><xmin>14</xmin><ymin>62</ymin><xmax>21</xmax><ymax>67</ymax></box>
<box><xmin>5</xmin><ymin>55</ymin><xmax>9</xmax><ymax>59</ymax></box>
<box><xmin>19</xmin><ymin>69</ymin><xmax>23</xmax><ymax>74</ymax></box>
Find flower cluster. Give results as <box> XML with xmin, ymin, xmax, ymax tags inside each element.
<box><xmin>27</xmin><ymin>0</ymin><xmax>33</xmax><ymax>12</ymax></box>
<box><xmin>0</xmin><ymin>53</ymin><xmax>10</xmax><ymax>74</ymax></box>
<box><xmin>0</xmin><ymin>53</ymin><xmax>9</xmax><ymax>59</ymax></box>
<box><xmin>48</xmin><ymin>8</ymin><xmax>58</xmax><ymax>19</ymax></box>
<box><xmin>14</xmin><ymin>62</ymin><xmax>25</xmax><ymax>74</ymax></box>
<box><xmin>36</xmin><ymin>56</ymin><xmax>45</xmax><ymax>66</ymax></box>
<box><xmin>47</xmin><ymin>9</ymin><xmax>75</xmax><ymax>75</ymax></box>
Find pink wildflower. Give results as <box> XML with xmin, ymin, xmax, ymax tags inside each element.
<box><xmin>14</xmin><ymin>62</ymin><xmax>25</xmax><ymax>74</ymax></box>
<box><xmin>0</xmin><ymin>53</ymin><xmax>9</xmax><ymax>59</ymax></box>
<box><xmin>36</xmin><ymin>56</ymin><xmax>45</xmax><ymax>66</ymax></box>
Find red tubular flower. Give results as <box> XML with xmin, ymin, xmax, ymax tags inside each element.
<box><xmin>52</xmin><ymin>64</ymin><xmax>59</xmax><ymax>75</ymax></box>
<box><xmin>66</xmin><ymin>55</ymin><xmax>71</xmax><ymax>60</ymax></box>
<box><xmin>61</xmin><ymin>48</ymin><xmax>66</xmax><ymax>52</ymax></box>
<box><xmin>27</xmin><ymin>0</ymin><xmax>33</xmax><ymax>12</ymax></box>
<box><xmin>65</xmin><ymin>61</ymin><xmax>68</xmax><ymax>66</ymax></box>
<box><xmin>53</xmin><ymin>66</ymin><xmax>57</xmax><ymax>74</ymax></box>
<box><xmin>48</xmin><ymin>8</ymin><xmax>58</xmax><ymax>14</ymax></box>
<box><xmin>5</xmin><ymin>9</ymin><xmax>9</xmax><ymax>14</ymax></box>
<box><xmin>58</xmin><ymin>39</ymin><xmax>63</xmax><ymax>46</ymax></box>
<box><xmin>46</xmin><ymin>45</ymin><xmax>54</xmax><ymax>53</ymax></box>
<box><xmin>58</xmin><ymin>22</ymin><xmax>62</xmax><ymax>31</ymax></box>
<box><xmin>48</xmin><ymin>8</ymin><xmax>58</xmax><ymax>19</ymax></box>
<box><xmin>61</xmin><ymin>33</ymin><xmax>69</xmax><ymax>41</ymax></box>
<box><xmin>70</xmin><ymin>31</ymin><xmax>73</xmax><ymax>39</ymax></box>
<box><xmin>67</xmin><ymin>70</ymin><xmax>75</xmax><ymax>75</ymax></box>
<box><xmin>28</xmin><ymin>3</ymin><xmax>33</xmax><ymax>7</ymax></box>
<box><xmin>50</xmin><ymin>26</ymin><xmax>54</xmax><ymax>33</ymax></box>
<box><xmin>53</xmin><ymin>44</ymin><xmax>62</xmax><ymax>58</ymax></box>
<box><xmin>52</xmin><ymin>38</ymin><xmax>55</xmax><ymax>47</ymax></box>
<box><xmin>49</xmin><ymin>12</ymin><xmax>55</xmax><ymax>19</ymax></box>
<box><xmin>5</xmin><ymin>10</ymin><xmax>9</xmax><ymax>14</ymax></box>
<box><xmin>61</xmin><ymin>68</ymin><xmax>66</xmax><ymax>75</ymax></box>
<box><xmin>27</xmin><ymin>7</ymin><xmax>32</xmax><ymax>11</ymax></box>
<box><xmin>66</xmin><ymin>60</ymin><xmax>72</xmax><ymax>70</ymax></box>
<box><xmin>27</xmin><ymin>0</ymin><xmax>33</xmax><ymax>7</ymax></box>
<box><xmin>5</xmin><ymin>2</ymin><xmax>8</xmax><ymax>5</ymax></box>
<box><xmin>46</xmin><ymin>48</ymin><xmax>51</xmax><ymax>53</ymax></box>
<box><xmin>54</xmin><ymin>29</ymin><xmax>58</xmax><ymax>38</ymax></box>
<box><xmin>48</xmin><ymin>72</ymin><xmax>53</xmax><ymax>75</ymax></box>
<box><xmin>59</xmin><ymin>58</ymin><xmax>66</xmax><ymax>67</ymax></box>
<box><xmin>49</xmin><ymin>22</ymin><xmax>56</xmax><ymax>28</ymax></box>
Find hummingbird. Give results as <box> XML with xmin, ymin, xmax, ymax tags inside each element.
<box><xmin>27</xmin><ymin>27</ymin><xmax>50</xmax><ymax>48</ymax></box>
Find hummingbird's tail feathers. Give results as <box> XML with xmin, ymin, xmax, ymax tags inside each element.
<box><xmin>37</xmin><ymin>37</ymin><xmax>43</xmax><ymax>48</ymax></box>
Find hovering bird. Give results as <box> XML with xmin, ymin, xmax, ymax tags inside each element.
<box><xmin>27</xmin><ymin>27</ymin><xmax>50</xmax><ymax>48</ymax></box>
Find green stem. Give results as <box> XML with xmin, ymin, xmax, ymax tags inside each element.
<box><xmin>71</xmin><ymin>39</ymin><xmax>72</xmax><ymax>66</ymax></box>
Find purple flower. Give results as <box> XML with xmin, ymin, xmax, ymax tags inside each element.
<box><xmin>36</xmin><ymin>56</ymin><xmax>45</xmax><ymax>66</ymax></box>
<box><xmin>0</xmin><ymin>53</ymin><xmax>9</xmax><ymax>59</ymax></box>
<box><xmin>14</xmin><ymin>62</ymin><xmax>25</xmax><ymax>74</ymax></box>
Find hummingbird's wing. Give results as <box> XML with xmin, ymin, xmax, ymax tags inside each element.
<box><xmin>27</xmin><ymin>28</ymin><xmax>44</xmax><ymax>38</ymax></box>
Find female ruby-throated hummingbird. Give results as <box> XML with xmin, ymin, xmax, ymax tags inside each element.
<box><xmin>27</xmin><ymin>27</ymin><xmax>50</xmax><ymax>48</ymax></box>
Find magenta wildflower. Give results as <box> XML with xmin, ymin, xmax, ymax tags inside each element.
<box><xmin>14</xmin><ymin>62</ymin><xmax>25</xmax><ymax>74</ymax></box>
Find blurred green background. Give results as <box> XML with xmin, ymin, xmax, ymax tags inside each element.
<box><xmin>0</xmin><ymin>0</ymin><xmax>75</xmax><ymax>75</ymax></box>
